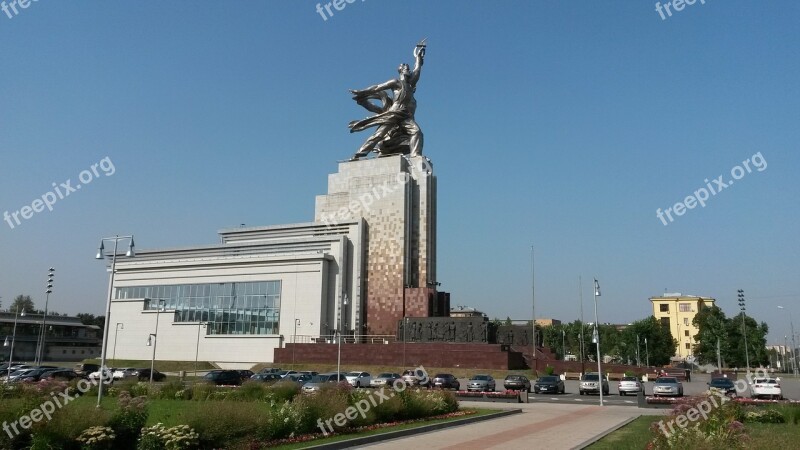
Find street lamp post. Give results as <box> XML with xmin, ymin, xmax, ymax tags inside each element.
<box><xmin>112</xmin><ymin>323</ymin><xmax>124</xmax><ymax>362</ymax></box>
<box><xmin>95</xmin><ymin>235</ymin><xmax>135</xmax><ymax>408</ymax></box>
<box><xmin>593</xmin><ymin>278</ymin><xmax>603</xmax><ymax>406</ymax></box>
<box><xmin>636</xmin><ymin>334</ymin><xmax>641</xmax><ymax>367</ymax></box>
<box><xmin>194</xmin><ymin>321</ymin><xmax>207</xmax><ymax>380</ymax></box>
<box><xmin>36</xmin><ymin>268</ymin><xmax>55</xmax><ymax>365</ymax></box>
<box><xmin>531</xmin><ymin>246</ymin><xmax>536</xmax><ymax>373</ymax></box>
<box><xmin>562</xmin><ymin>329</ymin><xmax>566</xmax><ymax>360</ymax></box>
<box><xmin>146</xmin><ymin>333</ymin><xmax>157</xmax><ymax>383</ymax></box>
<box><xmin>4</xmin><ymin>307</ymin><xmax>25</xmax><ymax>379</ymax></box>
<box><xmin>403</xmin><ymin>317</ymin><xmax>409</xmax><ymax>368</ymax></box>
<box><xmin>737</xmin><ymin>290</ymin><xmax>750</xmax><ymax>375</ymax></box>
<box><xmin>149</xmin><ymin>299</ymin><xmax>166</xmax><ymax>384</ymax></box>
<box><xmin>645</xmin><ymin>337</ymin><xmax>650</xmax><ymax>367</ymax></box>
<box><xmin>336</xmin><ymin>294</ymin><xmax>348</xmax><ymax>378</ymax></box>
<box><xmin>778</xmin><ymin>306</ymin><xmax>798</xmax><ymax>376</ymax></box>
<box><xmin>292</xmin><ymin>319</ymin><xmax>300</xmax><ymax>365</ymax></box>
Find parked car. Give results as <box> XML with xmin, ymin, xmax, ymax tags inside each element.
<box><xmin>113</xmin><ymin>368</ymin><xmax>139</xmax><ymax>380</ymax></box>
<box><xmin>284</xmin><ymin>373</ymin><xmax>313</xmax><ymax>386</ymax></box>
<box><xmin>250</xmin><ymin>373</ymin><xmax>283</xmax><ymax>384</ymax></box>
<box><xmin>345</xmin><ymin>371</ymin><xmax>372</xmax><ymax>388</ymax></box>
<box><xmin>88</xmin><ymin>367</ymin><xmax>115</xmax><ymax>383</ymax></box>
<box><xmin>467</xmin><ymin>374</ymin><xmax>496</xmax><ymax>392</ymax></box>
<box><xmin>41</xmin><ymin>369</ymin><xmax>80</xmax><ymax>382</ymax></box>
<box><xmin>298</xmin><ymin>371</ymin><xmax>318</xmax><ymax>377</ymax></box>
<box><xmin>708</xmin><ymin>377</ymin><xmax>737</xmax><ymax>397</ymax></box>
<box><xmin>533</xmin><ymin>376</ymin><xmax>565</xmax><ymax>394</ymax></box>
<box><xmin>74</xmin><ymin>363</ymin><xmax>100</xmax><ymax>377</ymax></box>
<box><xmin>579</xmin><ymin>372</ymin><xmax>609</xmax><ymax>396</ymax></box>
<box><xmin>401</xmin><ymin>368</ymin><xmax>430</xmax><ymax>387</ymax></box>
<box><xmin>276</xmin><ymin>370</ymin><xmax>298</xmax><ymax>379</ymax></box>
<box><xmin>237</xmin><ymin>370</ymin><xmax>255</xmax><ymax>381</ymax></box>
<box><xmin>259</xmin><ymin>367</ymin><xmax>282</xmax><ymax>374</ymax></box>
<box><xmin>503</xmin><ymin>374</ymin><xmax>532</xmax><ymax>392</ymax></box>
<box><xmin>17</xmin><ymin>367</ymin><xmax>59</xmax><ymax>383</ymax></box>
<box><xmin>202</xmin><ymin>370</ymin><xmax>240</xmax><ymax>385</ymax></box>
<box><xmin>750</xmin><ymin>377</ymin><xmax>782</xmax><ymax>400</ymax></box>
<box><xmin>653</xmin><ymin>377</ymin><xmax>684</xmax><ymax>397</ymax></box>
<box><xmin>431</xmin><ymin>373</ymin><xmax>460</xmax><ymax>390</ymax></box>
<box><xmin>370</xmin><ymin>372</ymin><xmax>402</xmax><ymax>388</ymax></box>
<box><xmin>618</xmin><ymin>376</ymin><xmax>643</xmax><ymax>396</ymax></box>
<box><xmin>137</xmin><ymin>368</ymin><xmax>166</xmax><ymax>382</ymax></box>
<box><xmin>302</xmin><ymin>372</ymin><xmax>347</xmax><ymax>393</ymax></box>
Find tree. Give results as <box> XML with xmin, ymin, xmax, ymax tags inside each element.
<box><xmin>725</xmin><ymin>313</ymin><xmax>769</xmax><ymax>368</ymax></box>
<box><xmin>76</xmin><ymin>314</ymin><xmax>106</xmax><ymax>337</ymax></box>
<box><xmin>693</xmin><ymin>304</ymin><xmax>729</xmax><ymax>366</ymax></box>
<box><xmin>10</xmin><ymin>295</ymin><xmax>35</xmax><ymax>313</ymax></box>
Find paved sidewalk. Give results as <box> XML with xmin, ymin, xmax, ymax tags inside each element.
<box><xmin>359</xmin><ymin>401</ymin><xmax>666</xmax><ymax>450</ymax></box>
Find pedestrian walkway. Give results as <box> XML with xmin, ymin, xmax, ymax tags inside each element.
<box><xmin>359</xmin><ymin>401</ymin><xmax>666</xmax><ymax>449</ymax></box>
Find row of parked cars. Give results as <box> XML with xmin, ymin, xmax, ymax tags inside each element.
<box><xmin>0</xmin><ymin>363</ymin><xmax>168</xmax><ymax>384</ymax></box>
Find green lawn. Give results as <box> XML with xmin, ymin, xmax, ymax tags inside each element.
<box><xmin>588</xmin><ymin>415</ymin><xmax>800</xmax><ymax>450</ymax></box>
<box><xmin>82</xmin><ymin>359</ymin><xmax>215</xmax><ymax>373</ymax></box>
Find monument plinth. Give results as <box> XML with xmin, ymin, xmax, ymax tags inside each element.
<box><xmin>315</xmin><ymin>155</ymin><xmax>437</xmax><ymax>335</ymax></box>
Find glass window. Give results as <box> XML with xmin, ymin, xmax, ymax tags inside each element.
<box><xmin>660</xmin><ymin>304</ymin><xmax>669</xmax><ymax>312</ymax></box>
<box><xmin>684</xmin><ymin>330</ymin><xmax>689</xmax><ymax>336</ymax></box>
<box><xmin>683</xmin><ymin>318</ymin><xmax>689</xmax><ymax>326</ymax></box>
<box><xmin>679</xmin><ymin>303</ymin><xmax>691</xmax><ymax>312</ymax></box>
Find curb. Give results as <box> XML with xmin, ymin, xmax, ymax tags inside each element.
<box><xmin>572</xmin><ymin>415</ymin><xmax>640</xmax><ymax>450</ymax></box>
<box><xmin>304</xmin><ymin>409</ymin><xmax>522</xmax><ymax>449</ymax></box>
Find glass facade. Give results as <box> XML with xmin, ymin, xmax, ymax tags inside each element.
<box><xmin>115</xmin><ymin>281</ymin><xmax>281</xmax><ymax>335</ymax></box>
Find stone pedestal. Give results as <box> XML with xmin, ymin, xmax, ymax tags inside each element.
<box><xmin>315</xmin><ymin>155</ymin><xmax>437</xmax><ymax>335</ymax></box>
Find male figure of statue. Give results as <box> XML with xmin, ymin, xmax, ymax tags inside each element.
<box><xmin>348</xmin><ymin>42</ymin><xmax>426</xmax><ymax>160</ymax></box>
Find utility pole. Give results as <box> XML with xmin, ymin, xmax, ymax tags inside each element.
<box><xmin>578</xmin><ymin>276</ymin><xmax>585</xmax><ymax>374</ymax></box>
<box><xmin>737</xmin><ymin>290</ymin><xmax>750</xmax><ymax>375</ymax></box>
<box><xmin>531</xmin><ymin>246</ymin><xmax>536</xmax><ymax>374</ymax></box>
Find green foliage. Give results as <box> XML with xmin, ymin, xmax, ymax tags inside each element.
<box><xmin>743</xmin><ymin>408</ymin><xmax>786</xmax><ymax>424</ymax></box>
<box><xmin>648</xmin><ymin>392</ymin><xmax>747</xmax><ymax>449</ymax></box>
<box><xmin>30</xmin><ymin>401</ymin><xmax>112</xmax><ymax>450</ymax></box>
<box><xmin>189</xmin><ymin>383</ymin><xmax>217</xmax><ymax>401</ymax></box>
<box><xmin>544</xmin><ymin>365</ymin><xmax>555</xmax><ymax>376</ymax></box>
<box><xmin>75</xmin><ymin>426</ymin><xmax>115</xmax><ymax>450</ymax></box>
<box><xmin>152</xmin><ymin>381</ymin><xmax>185</xmax><ymax>400</ymax></box>
<box><xmin>137</xmin><ymin>423</ymin><xmax>199</xmax><ymax>450</ymax></box>
<box><xmin>693</xmin><ymin>305</ymin><xmax>771</xmax><ymax>368</ymax></box>
<box><xmin>107</xmin><ymin>392</ymin><xmax>148</xmax><ymax>449</ymax></box>
<box><xmin>177</xmin><ymin>402</ymin><xmax>267</xmax><ymax>448</ymax></box>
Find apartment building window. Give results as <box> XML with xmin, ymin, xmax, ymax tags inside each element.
<box><xmin>685</xmin><ymin>343</ymin><xmax>690</xmax><ymax>349</ymax></box>
<box><xmin>679</xmin><ymin>303</ymin><xmax>691</xmax><ymax>312</ymax></box>
<box><xmin>685</xmin><ymin>330</ymin><xmax>689</xmax><ymax>336</ymax></box>
<box><xmin>660</xmin><ymin>304</ymin><xmax>669</xmax><ymax>312</ymax></box>
<box><xmin>660</xmin><ymin>317</ymin><xmax>670</xmax><ymax>327</ymax></box>
<box><xmin>684</xmin><ymin>318</ymin><xmax>689</xmax><ymax>326</ymax></box>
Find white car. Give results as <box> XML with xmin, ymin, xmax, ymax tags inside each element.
<box><xmin>345</xmin><ymin>371</ymin><xmax>371</xmax><ymax>388</ymax></box>
<box><xmin>113</xmin><ymin>368</ymin><xmax>139</xmax><ymax>380</ymax></box>
<box><xmin>751</xmin><ymin>378</ymin><xmax>782</xmax><ymax>400</ymax></box>
<box><xmin>88</xmin><ymin>367</ymin><xmax>115</xmax><ymax>383</ymax></box>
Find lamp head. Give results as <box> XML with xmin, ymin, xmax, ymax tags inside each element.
<box><xmin>126</xmin><ymin>238</ymin><xmax>135</xmax><ymax>257</ymax></box>
<box><xmin>96</xmin><ymin>241</ymin><xmax>105</xmax><ymax>259</ymax></box>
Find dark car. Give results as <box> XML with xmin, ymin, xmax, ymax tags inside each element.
<box><xmin>203</xmin><ymin>370</ymin><xmax>241</xmax><ymax>385</ymax></box>
<box><xmin>285</xmin><ymin>373</ymin><xmax>313</xmax><ymax>386</ymax></box>
<box><xmin>137</xmin><ymin>368</ymin><xmax>167</xmax><ymax>382</ymax></box>
<box><xmin>250</xmin><ymin>373</ymin><xmax>283</xmax><ymax>384</ymax></box>
<box><xmin>401</xmin><ymin>368</ymin><xmax>430</xmax><ymax>387</ymax></box>
<box><xmin>503</xmin><ymin>375</ymin><xmax>532</xmax><ymax>392</ymax></box>
<box><xmin>431</xmin><ymin>373</ymin><xmax>460</xmax><ymax>390</ymax></box>
<box><xmin>237</xmin><ymin>370</ymin><xmax>255</xmax><ymax>381</ymax></box>
<box><xmin>17</xmin><ymin>366</ymin><xmax>59</xmax><ymax>383</ymax></box>
<box><xmin>41</xmin><ymin>369</ymin><xmax>80</xmax><ymax>382</ymax></box>
<box><xmin>259</xmin><ymin>367</ymin><xmax>282</xmax><ymax>374</ymax></box>
<box><xmin>708</xmin><ymin>377</ymin><xmax>737</xmax><ymax>396</ymax></box>
<box><xmin>74</xmin><ymin>363</ymin><xmax>100</xmax><ymax>377</ymax></box>
<box><xmin>534</xmin><ymin>376</ymin><xmax>565</xmax><ymax>394</ymax></box>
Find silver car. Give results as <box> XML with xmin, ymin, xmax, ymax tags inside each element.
<box><xmin>467</xmin><ymin>374</ymin><xmax>496</xmax><ymax>392</ymax></box>
<box><xmin>653</xmin><ymin>377</ymin><xmax>683</xmax><ymax>397</ymax></box>
<box><xmin>617</xmin><ymin>376</ymin><xmax>642</xmax><ymax>396</ymax></box>
<box><xmin>579</xmin><ymin>372</ymin><xmax>609</xmax><ymax>395</ymax></box>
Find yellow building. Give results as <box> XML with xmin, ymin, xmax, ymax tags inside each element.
<box><xmin>649</xmin><ymin>293</ymin><xmax>716</xmax><ymax>359</ymax></box>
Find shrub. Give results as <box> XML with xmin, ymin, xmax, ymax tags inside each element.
<box><xmin>268</xmin><ymin>381</ymin><xmax>301</xmax><ymax>403</ymax></box>
<box><xmin>154</xmin><ymin>381</ymin><xmax>185</xmax><ymax>400</ymax></box>
<box><xmin>178</xmin><ymin>401</ymin><xmax>267</xmax><ymax>448</ymax></box>
<box><xmin>289</xmin><ymin>384</ymin><xmax>350</xmax><ymax>436</ymax></box>
<box><xmin>544</xmin><ymin>366</ymin><xmax>555</xmax><ymax>376</ymax></box>
<box><xmin>189</xmin><ymin>382</ymin><xmax>217</xmax><ymax>401</ymax></box>
<box><xmin>743</xmin><ymin>408</ymin><xmax>786</xmax><ymax>424</ymax></box>
<box><xmin>29</xmin><ymin>400</ymin><xmax>112</xmax><ymax>450</ymax></box>
<box><xmin>137</xmin><ymin>423</ymin><xmax>199</xmax><ymax>450</ymax></box>
<box><xmin>108</xmin><ymin>392</ymin><xmax>148</xmax><ymax>449</ymax></box>
<box><xmin>648</xmin><ymin>392</ymin><xmax>748</xmax><ymax>449</ymax></box>
<box><xmin>227</xmin><ymin>381</ymin><xmax>270</xmax><ymax>402</ymax></box>
<box><xmin>75</xmin><ymin>426</ymin><xmax>116</xmax><ymax>450</ymax></box>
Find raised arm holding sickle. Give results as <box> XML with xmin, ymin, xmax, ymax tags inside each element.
<box><xmin>348</xmin><ymin>41</ymin><xmax>426</xmax><ymax>160</ymax></box>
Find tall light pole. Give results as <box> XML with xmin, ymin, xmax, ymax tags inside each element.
<box><xmin>336</xmin><ymin>294</ymin><xmax>348</xmax><ymax>377</ymax></box>
<box><xmin>636</xmin><ymin>334</ymin><xmax>641</xmax><ymax>367</ymax></box>
<box><xmin>112</xmin><ymin>323</ymin><xmax>124</xmax><ymax>362</ymax></box>
<box><xmin>778</xmin><ymin>306</ymin><xmax>798</xmax><ymax>376</ymax></box>
<box><xmin>737</xmin><ymin>289</ymin><xmax>750</xmax><ymax>375</ymax></box>
<box><xmin>146</xmin><ymin>333</ymin><xmax>157</xmax><ymax>383</ymax></box>
<box><xmin>783</xmin><ymin>336</ymin><xmax>789</xmax><ymax>374</ymax></box>
<box><xmin>36</xmin><ymin>268</ymin><xmax>55</xmax><ymax>365</ymax></box>
<box><xmin>149</xmin><ymin>299</ymin><xmax>166</xmax><ymax>384</ymax></box>
<box><xmin>593</xmin><ymin>278</ymin><xmax>603</xmax><ymax>406</ymax></box>
<box><xmin>194</xmin><ymin>321</ymin><xmax>207</xmax><ymax>380</ymax></box>
<box><xmin>530</xmin><ymin>246</ymin><xmax>536</xmax><ymax>374</ymax></box>
<box><xmin>292</xmin><ymin>319</ymin><xmax>300</xmax><ymax>365</ymax></box>
<box><xmin>578</xmin><ymin>276</ymin><xmax>585</xmax><ymax>374</ymax></box>
<box><xmin>645</xmin><ymin>337</ymin><xmax>650</xmax><ymax>367</ymax></box>
<box><xmin>95</xmin><ymin>235</ymin><xmax>135</xmax><ymax>407</ymax></box>
<box><xmin>562</xmin><ymin>329</ymin><xmax>566</xmax><ymax>360</ymax></box>
<box><xmin>5</xmin><ymin>307</ymin><xmax>25</xmax><ymax>379</ymax></box>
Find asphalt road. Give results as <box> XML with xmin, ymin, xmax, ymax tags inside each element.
<box><xmin>451</xmin><ymin>373</ymin><xmax>800</xmax><ymax>407</ymax></box>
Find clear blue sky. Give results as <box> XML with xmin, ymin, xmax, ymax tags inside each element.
<box><xmin>1</xmin><ymin>1</ymin><xmax>798</xmax><ymax>344</ymax></box>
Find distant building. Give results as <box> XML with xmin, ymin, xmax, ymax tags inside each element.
<box><xmin>649</xmin><ymin>293</ymin><xmax>715</xmax><ymax>359</ymax></box>
<box><xmin>0</xmin><ymin>312</ymin><xmax>101</xmax><ymax>362</ymax></box>
<box><xmin>534</xmin><ymin>318</ymin><xmax>561</xmax><ymax>327</ymax></box>
<box><xmin>449</xmin><ymin>306</ymin><xmax>485</xmax><ymax>318</ymax></box>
